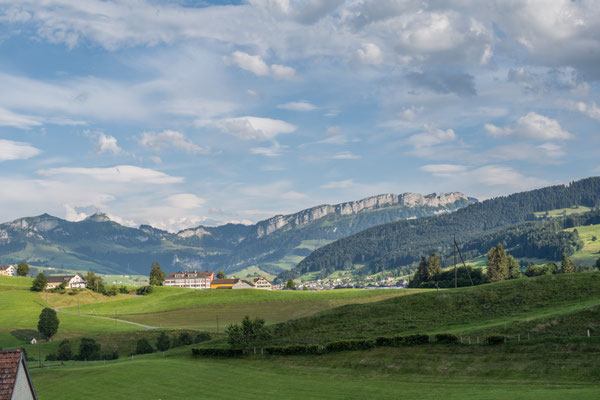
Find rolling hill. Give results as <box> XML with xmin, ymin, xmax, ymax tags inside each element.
<box><xmin>281</xmin><ymin>176</ymin><xmax>600</xmax><ymax>282</ymax></box>
<box><xmin>0</xmin><ymin>192</ymin><xmax>472</xmax><ymax>276</ymax></box>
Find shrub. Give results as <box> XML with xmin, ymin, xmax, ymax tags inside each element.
<box><xmin>45</xmin><ymin>353</ymin><xmax>58</xmax><ymax>361</ymax></box>
<box><xmin>324</xmin><ymin>339</ymin><xmax>375</xmax><ymax>353</ymax></box>
<box><xmin>194</xmin><ymin>332</ymin><xmax>211</xmax><ymax>343</ymax></box>
<box><xmin>401</xmin><ymin>334</ymin><xmax>429</xmax><ymax>346</ymax></box>
<box><xmin>486</xmin><ymin>335</ymin><xmax>505</xmax><ymax>345</ymax></box>
<box><xmin>177</xmin><ymin>332</ymin><xmax>193</xmax><ymax>347</ymax></box>
<box><xmin>102</xmin><ymin>351</ymin><xmax>119</xmax><ymax>360</ymax></box>
<box><xmin>136</xmin><ymin>338</ymin><xmax>154</xmax><ymax>354</ymax></box>
<box><xmin>57</xmin><ymin>339</ymin><xmax>73</xmax><ymax>361</ymax></box>
<box><xmin>435</xmin><ymin>333</ymin><xmax>459</xmax><ymax>344</ymax></box>
<box><xmin>78</xmin><ymin>338</ymin><xmax>101</xmax><ymax>361</ymax></box>
<box><xmin>136</xmin><ymin>285</ymin><xmax>154</xmax><ymax>296</ymax></box>
<box><xmin>191</xmin><ymin>348</ymin><xmax>243</xmax><ymax>357</ymax></box>
<box><xmin>104</xmin><ymin>286</ymin><xmax>119</xmax><ymax>296</ymax></box>
<box><xmin>156</xmin><ymin>332</ymin><xmax>171</xmax><ymax>352</ymax></box>
<box><xmin>119</xmin><ymin>286</ymin><xmax>130</xmax><ymax>294</ymax></box>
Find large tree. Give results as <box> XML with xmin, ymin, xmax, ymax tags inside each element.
<box><xmin>156</xmin><ymin>332</ymin><xmax>171</xmax><ymax>352</ymax></box>
<box><xmin>31</xmin><ymin>273</ymin><xmax>47</xmax><ymax>292</ymax></box>
<box><xmin>426</xmin><ymin>253</ymin><xmax>442</xmax><ymax>280</ymax></box>
<box><xmin>78</xmin><ymin>338</ymin><xmax>101</xmax><ymax>361</ymax></box>
<box><xmin>226</xmin><ymin>316</ymin><xmax>271</xmax><ymax>350</ymax></box>
<box><xmin>85</xmin><ymin>271</ymin><xmax>105</xmax><ymax>293</ymax></box>
<box><xmin>507</xmin><ymin>255</ymin><xmax>521</xmax><ymax>279</ymax></box>
<box><xmin>149</xmin><ymin>261</ymin><xmax>166</xmax><ymax>286</ymax></box>
<box><xmin>561</xmin><ymin>253</ymin><xmax>576</xmax><ymax>274</ymax></box>
<box><xmin>285</xmin><ymin>278</ymin><xmax>296</xmax><ymax>290</ymax></box>
<box><xmin>57</xmin><ymin>339</ymin><xmax>73</xmax><ymax>361</ymax></box>
<box><xmin>487</xmin><ymin>243</ymin><xmax>509</xmax><ymax>282</ymax></box>
<box><xmin>216</xmin><ymin>270</ymin><xmax>226</xmax><ymax>279</ymax></box>
<box><xmin>16</xmin><ymin>262</ymin><xmax>29</xmax><ymax>277</ymax></box>
<box><xmin>38</xmin><ymin>307</ymin><xmax>59</xmax><ymax>340</ymax></box>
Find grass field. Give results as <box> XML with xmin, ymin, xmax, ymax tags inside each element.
<box><xmin>533</xmin><ymin>205</ymin><xmax>594</xmax><ymax>219</ymax></box>
<box><xmin>29</xmin><ymin>342</ymin><xmax>600</xmax><ymax>400</ymax></box>
<box><xmin>566</xmin><ymin>224</ymin><xmax>600</xmax><ymax>266</ymax></box>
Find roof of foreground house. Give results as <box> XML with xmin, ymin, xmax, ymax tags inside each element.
<box><xmin>0</xmin><ymin>349</ymin><xmax>37</xmax><ymax>400</ymax></box>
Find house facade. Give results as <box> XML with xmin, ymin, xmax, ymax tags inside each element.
<box><xmin>164</xmin><ymin>271</ymin><xmax>214</xmax><ymax>289</ymax></box>
<box><xmin>253</xmin><ymin>277</ymin><xmax>272</xmax><ymax>290</ymax></box>
<box><xmin>46</xmin><ymin>274</ymin><xmax>87</xmax><ymax>290</ymax></box>
<box><xmin>0</xmin><ymin>349</ymin><xmax>37</xmax><ymax>400</ymax></box>
<box><xmin>0</xmin><ymin>265</ymin><xmax>16</xmax><ymax>276</ymax></box>
<box><xmin>211</xmin><ymin>278</ymin><xmax>255</xmax><ymax>290</ymax></box>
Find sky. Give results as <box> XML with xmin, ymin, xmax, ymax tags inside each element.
<box><xmin>0</xmin><ymin>0</ymin><xmax>599</xmax><ymax>232</ymax></box>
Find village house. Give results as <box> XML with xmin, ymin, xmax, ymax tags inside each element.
<box><xmin>210</xmin><ymin>278</ymin><xmax>255</xmax><ymax>289</ymax></box>
<box><xmin>0</xmin><ymin>265</ymin><xmax>16</xmax><ymax>277</ymax></box>
<box><xmin>45</xmin><ymin>274</ymin><xmax>87</xmax><ymax>290</ymax></box>
<box><xmin>0</xmin><ymin>349</ymin><xmax>37</xmax><ymax>400</ymax></box>
<box><xmin>252</xmin><ymin>277</ymin><xmax>272</xmax><ymax>290</ymax></box>
<box><xmin>164</xmin><ymin>271</ymin><xmax>214</xmax><ymax>289</ymax></box>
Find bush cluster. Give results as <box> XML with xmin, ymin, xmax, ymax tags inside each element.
<box><xmin>264</xmin><ymin>344</ymin><xmax>322</xmax><ymax>355</ymax></box>
<box><xmin>191</xmin><ymin>348</ymin><xmax>244</xmax><ymax>357</ymax></box>
<box><xmin>325</xmin><ymin>339</ymin><xmax>375</xmax><ymax>352</ymax></box>
<box><xmin>435</xmin><ymin>333</ymin><xmax>459</xmax><ymax>344</ymax></box>
<box><xmin>486</xmin><ymin>335</ymin><xmax>505</xmax><ymax>345</ymax></box>
<box><xmin>136</xmin><ymin>285</ymin><xmax>154</xmax><ymax>295</ymax></box>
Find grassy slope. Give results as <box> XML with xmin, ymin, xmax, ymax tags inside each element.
<box><xmin>272</xmin><ymin>272</ymin><xmax>600</xmax><ymax>343</ymax></box>
<box><xmin>30</xmin><ymin>343</ymin><xmax>600</xmax><ymax>400</ymax></box>
<box><xmin>63</xmin><ymin>287</ymin><xmax>415</xmax><ymax>330</ymax></box>
<box><xmin>566</xmin><ymin>224</ymin><xmax>600</xmax><ymax>266</ymax></box>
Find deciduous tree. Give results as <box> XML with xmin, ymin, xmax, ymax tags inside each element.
<box><xmin>149</xmin><ymin>261</ymin><xmax>166</xmax><ymax>286</ymax></box>
<box><xmin>57</xmin><ymin>339</ymin><xmax>73</xmax><ymax>361</ymax></box>
<box><xmin>216</xmin><ymin>270</ymin><xmax>226</xmax><ymax>279</ymax></box>
<box><xmin>31</xmin><ymin>273</ymin><xmax>47</xmax><ymax>292</ymax></box>
<box><xmin>285</xmin><ymin>278</ymin><xmax>295</xmax><ymax>290</ymax></box>
<box><xmin>38</xmin><ymin>308</ymin><xmax>59</xmax><ymax>340</ymax></box>
<box><xmin>156</xmin><ymin>332</ymin><xmax>171</xmax><ymax>352</ymax></box>
<box><xmin>16</xmin><ymin>262</ymin><xmax>29</xmax><ymax>277</ymax></box>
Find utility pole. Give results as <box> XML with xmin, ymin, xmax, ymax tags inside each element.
<box><xmin>454</xmin><ymin>235</ymin><xmax>458</xmax><ymax>289</ymax></box>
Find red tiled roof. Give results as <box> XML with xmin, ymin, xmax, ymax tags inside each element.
<box><xmin>0</xmin><ymin>350</ymin><xmax>21</xmax><ymax>399</ymax></box>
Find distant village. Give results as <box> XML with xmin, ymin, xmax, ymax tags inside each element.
<box><xmin>1</xmin><ymin>264</ymin><xmax>408</xmax><ymax>291</ymax></box>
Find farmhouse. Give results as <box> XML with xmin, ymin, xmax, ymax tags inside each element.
<box><xmin>46</xmin><ymin>274</ymin><xmax>87</xmax><ymax>290</ymax></box>
<box><xmin>0</xmin><ymin>265</ymin><xmax>16</xmax><ymax>276</ymax></box>
<box><xmin>164</xmin><ymin>271</ymin><xmax>214</xmax><ymax>289</ymax></box>
<box><xmin>253</xmin><ymin>277</ymin><xmax>272</xmax><ymax>290</ymax></box>
<box><xmin>211</xmin><ymin>278</ymin><xmax>255</xmax><ymax>289</ymax></box>
<box><xmin>0</xmin><ymin>349</ymin><xmax>37</xmax><ymax>400</ymax></box>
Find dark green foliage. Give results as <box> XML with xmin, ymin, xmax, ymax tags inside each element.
<box><xmin>37</xmin><ymin>308</ymin><xmax>59</xmax><ymax>340</ymax></box>
<box><xmin>226</xmin><ymin>316</ymin><xmax>272</xmax><ymax>349</ymax></box>
<box><xmin>400</xmin><ymin>334</ymin><xmax>430</xmax><ymax>345</ymax></box>
<box><xmin>136</xmin><ymin>338</ymin><xmax>154</xmax><ymax>354</ymax></box>
<box><xmin>216</xmin><ymin>270</ymin><xmax>226</xmax><ymax>279</ymax></box>
<box><xmin>191</xmin><ymin>348</ymin><xmax>243</xmax><ymax>357</ymax></box>
<box><xmin>156</xmin><ymin>332</ymin><xmax>171</xmax><ymax>352</ymax></box>
<box><xmin>487</xmin><ymin>243</ymin><xmax>509</xmax><ymax>282</ymax></box>
<box><xmin>507</xmin><ymin>255</ymin><xmax>521</xmax><ymax>279</ymax></box>
<box><xmin>412</xmin><ymin>266</ymin><xmax>486</xmax><ymax>288</ymax></box>
<box><xmin>16</xmin><ymin>262</ymin><xmax>29</xmax><ymax>277</ymax></box>
<box><xmin>283</xmin><ymin>178</ymin><xmax>600</xmax><ymax>281</ymax></box>
<box><xmin>177</xmin><ymin>332</ymin><xmax>193</xmax><ymax>346</ymax></box>
<box><xmin>486</xmin><ymin>335</ymin><xmax>505</xmax><ymax>345</ymax></box>
<box><xmin>596</xmin><ymin>258</ymin><xmax>600</xmax><ymax>270</ymax></box>
<box><xmin>57</xmin><ymin>339</ymin><xmax>73</xmax><ymax>361</ymax></box>
<box><xmin>324</xmin><ymin>339</ymin><xmax>375</xmax><ymax>352</ymax></box>
<box><xmin>525</xmin><ymin>263</ymin><xmax>557</xmax><ymax>277</ymax></box>
<box><xmin>45</xmin><ymin>353</ymin><xmax>57</xmax><ymax>361</ymax></box>
<box><xmin>149</xmin><ymin>261</ymin><xmax>166</xmax><ymax>286</ymax></box>
<box><xmin>194</xmin><ymin>332</ymin><xmax>211</xmax><ymax>343</ymax></box>
<box><xmin>135</xmin><ymin>285</ymin><xmax>154</xmax><ymax>295</ymax></box>
<box><xmin>104</xmin><ymin>285</ymin><xmax>119</xmax><ymax>296</ymax></box>
<box><xmin>118</xmin><ymin>285</ymin><xmax>130</xmax><ymax>294</ymax></box>
<box><xmin>264</xmin><ymin>345</ymin><xmax>323</xmax><ymax>355</ymax></box>
<box><xmin>435</xmin><ymin>333</ymin><xmax>459</xmax><ymax>344</ymax></box>
<box><xmin>285</xmin><ymin>278</ymin><xmax>295</xmax><ymax>290</ymax></box>
<box><xmin>78</xmin><ymin>338</ymin><xmax>101</xmax><ymax>361</ymax></box>
<box><xmin>31</xmin><ymin>273</ymin><xmax>46</xmax><ymax>292</ymax></box>
<box><xmin>102</xmin><ymin>351</ymin><xmax>119</xmax><ymax>360</ymax></box>
<box><xmin>561</xmin><ymin>254</ymin><xmax>576</xmax><ymax>274</ymax></box>
<box><xmin>85</xmin><ymin>271</ymin><xmax>105</xmax><ymax>293</ymax></box>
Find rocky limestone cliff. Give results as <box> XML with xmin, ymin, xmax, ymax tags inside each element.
<box><xmin>254</xmin><ymin>192</ymin><xmax>472</xmax><ymax>238</ymax></box>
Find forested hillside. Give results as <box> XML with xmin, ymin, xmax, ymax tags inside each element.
<box><xmin>280</xmin><ymin>177</ymin><xmax>600</xmax><ymax>282</ymax></box>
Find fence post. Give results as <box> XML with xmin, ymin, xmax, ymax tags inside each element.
<box><xmin>588</xmin><ymin>329</ymin><xmax>591</xmax><ymax>337</ymax></box>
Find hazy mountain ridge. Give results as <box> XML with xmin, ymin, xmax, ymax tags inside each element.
<box><xmin>0</xmin><ymin>192</ymin><xmax>474</xmax><ymax>275</ymax></box>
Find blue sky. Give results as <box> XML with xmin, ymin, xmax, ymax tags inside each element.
<box><xmin>0</xmin><ymin>0</ymin><xmax>599</xmax><ymax>231</ymax></box>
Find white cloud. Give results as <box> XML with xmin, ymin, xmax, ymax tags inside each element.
<box><xmin>207</xmin><ymin>116</ymin><xmax>296</xmax><ymax>141</ymax></box>
<box><xmin>331</xmin><ymin>151</ymin><xmax>361</xmax><ymax>160</ymax></box>
<box><xmin>485</xmin><ymin>112</ymin><xmax>574</xmax><ymax>141</ymax></box>
<box><xmin>37</xmin><ymin>165</ymin><xmax>183</xmax><ymax>184</ymax></box>
<box><xmin>0</xmin><ymin>139</ymin><xmax>41</xmax><ymax>162</ymax></box>
<box><xmin>139</xmin><ymin>130</ymin><xmax>210</xmax><ymax>154</ymax></box>
<box><xmin>570</xmin><ymin>101</ymin><xmax>600</xmax><ymax>121</ymax></box>
<box><xmin>250</xmin><ymin>141</ymin><xmax>286</xmax><ymax>157</ymax></box>
<box><xmin>85</xmin><ymin>130</ymin><xmax>122</xmax><ymax>155</ymax></box>
<box><xmin>409</xmin><ymin>127</ymin><xmax>457</xmax><ymax>147</ymax></box>
<box><xmin>321</xmin><ymin>179</ymin><xmax>354</xmax><ymax>189</ymax></box>
<box><xmin>277</xmin><ymin>101</ymin><xmax>317</xmax><ymax>112</ymax></box>
<box><xmin>420</xmin><ymin>164</ymin><xmax>468</xmax><ymax>177</ymax></box>
<box><xmin>270</xmin><ymin>64</ymin><xmax>298</xmax><ymax>80</ymax></box>
<box><xmin>227</xmin><ymin>51</ymin><xmax>297</xmax><ymax>80</ymax></box>
<box><xmin>167</xmin><ymin>193</ymin><xmax>205</xmax><ymax>209</ymax></box>
<box><xmin>0</xmin><ymin>107</ymin><xmax>42</xmax><ymax>129</ymax></box>
<box><xmin>357</xmin><ymin>43</ymin><xmax>383</xmax><ymax>65</ymax></box>
<box><xmin>229</xmin><ymin>51</ymin><xmax>270</xmax><ymax>76</ymax></box>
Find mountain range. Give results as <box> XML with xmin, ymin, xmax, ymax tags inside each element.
<box><xmin>0</xmin><ymin>192</ymin><xmax>474</xmax><ymax>277</ymax></box>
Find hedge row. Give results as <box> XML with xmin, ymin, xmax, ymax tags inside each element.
<box><xmin>191</xmin><ymin>333</ymin><xmax>505</xmax><ymax>358</ymax></box>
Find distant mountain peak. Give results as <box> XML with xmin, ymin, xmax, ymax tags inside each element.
<box><xmin>85</xmin><ymin>212</ymin><xmax>111</xmax><ymax>223</ymax></box>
